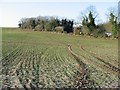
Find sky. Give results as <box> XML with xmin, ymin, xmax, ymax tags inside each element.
<box><xmin>0</xmin><ymin>0</ymin><xmax>119</xmax><ymax>27</ymax></box>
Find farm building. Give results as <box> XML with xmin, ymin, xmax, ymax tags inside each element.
<box><xmin>73</xmin><ymin>27</ymin><xmax>82</xmax><ymax>35</ymax></box>
<box><xmin>73</xmin><ymin>23</ymin><xmax>82</xmax><ymax>35</ymax></box>
<box><xmin>55</xmin><ymin>26</ymin><xmax>64</xmax><ymax>33</ymax></box>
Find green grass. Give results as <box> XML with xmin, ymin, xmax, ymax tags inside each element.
<box><xmin>2</xmin><ymin>28</ymin><xmax>118</xmax><ymax>88</ymax></box>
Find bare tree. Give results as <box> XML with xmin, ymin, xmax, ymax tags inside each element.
<box><xmin>105</xmin><ymin>6</ymin><xmax>118</xmax><ymax>22</ymax></box>
<box><xmin>79</xmin><ymin>5</ymin><xmax>99</xmax><ymax>25</ymax></box>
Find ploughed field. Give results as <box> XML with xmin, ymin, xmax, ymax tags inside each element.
<box><xmin>2</xmin><ymin>28</ymin><xmax>118</xmax><ymax>89</ymax></box>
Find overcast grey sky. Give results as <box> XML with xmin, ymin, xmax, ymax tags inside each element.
<box><xmin>0</xmin><ymin>0</ymin><xmax>119</xmax><ymax>27</ymax></box>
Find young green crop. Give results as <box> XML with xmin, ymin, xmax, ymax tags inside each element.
<box><xmin>2</xmin><ymin>28</ymin><xmax>118</xmax><ymax>88</ymax></box>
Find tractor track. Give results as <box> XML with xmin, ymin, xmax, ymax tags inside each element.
<box><xmin>80</xmin><ymin>45</ymin><xmax>120</xmax><ymax>74</ymax></box>
<box><xmin>68</xmin><ymin>45</ymin><xmax>97</xmax><ymax>88</ymax></box>
<box><xmin>68</xmin><ymin>45</ymin><xmax>119</xmax><ymax>88</ymax></box>
<box><xmin>68</xmin><ymin>45</ymin><xmax>87</xmax><ymax>74</ymax></box>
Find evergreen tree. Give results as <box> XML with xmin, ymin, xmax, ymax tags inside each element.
<box><xmin>109</xmin><ymin>13</ymin><xmax>118</xmax><ymax>37</ymax></box>
<box><xmin>82</xmin><ymin>11</ymin><xmax>96</xmax><ymax>34</ymax></box>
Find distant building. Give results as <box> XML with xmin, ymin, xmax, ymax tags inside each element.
<box><xmin>55</xmin><ymin>26</ymin><xmax>64</xmax><ymax>33</ymax></box>
<box><xmin>73</xmin><ymin>27</ymin><xmax>81</xmax><ymax>35</ymax></box>
<box><xmin>73</xmin><ymin>23</ymin><xmax>82</xmax><ymax>35</ymax></box>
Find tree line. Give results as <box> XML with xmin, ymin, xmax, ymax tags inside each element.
<box><xmin>18</xmin><ymin>6</ymin><xmax>119</xmax><ymax>38</ymax></box>
<box><xmin>18</xmin><ymin>16</ymin><xmax>73</xmax><ymax>33</ymax></box>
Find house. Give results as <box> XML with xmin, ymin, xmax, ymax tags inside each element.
<box><xmin>73</xmin><ymin>27</ymin><xmax>81</xmax><ymax>35</ymax></box>
<box><xmin>73</xmin><ymin>23</ymin><xmax>82</xmax><ymax>35</ymax></box>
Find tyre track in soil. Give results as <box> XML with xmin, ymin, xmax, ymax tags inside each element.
<box><xmin>68</xmin><ymin>45</ymin><xmax>97</xmax><ymax>88</ymax></box>
<box><xmin>80</xmin><ymin>45</ymin><xmax>120</xmax><ymax>74</ymax></box>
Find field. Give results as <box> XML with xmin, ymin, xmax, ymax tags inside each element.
<box><xmin>2</xmin><ymin>28</ymin><xmax>118</xmax><ymax>89</ymax></box>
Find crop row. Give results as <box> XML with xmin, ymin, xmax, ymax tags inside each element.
<box><xmin>2</xmin><ymin>44</ymin><xmax>85</xmax><ymax>89</ymax></box>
